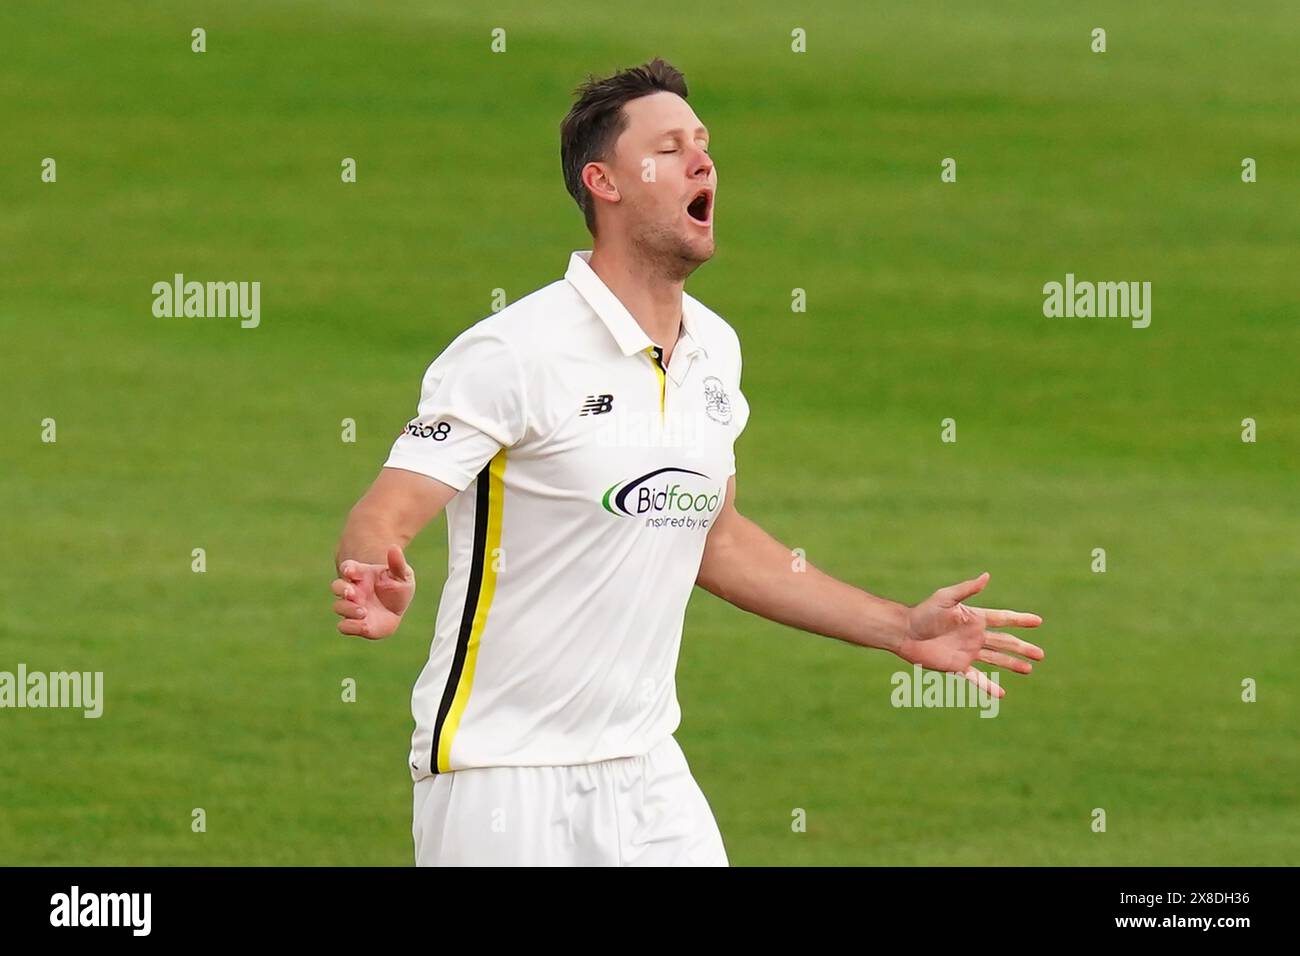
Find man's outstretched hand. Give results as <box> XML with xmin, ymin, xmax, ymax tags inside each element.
<box><xmin>897</xmin><ymin>572</ymin><xmax>1044</xmax><ymax>698</ymax></box>
<box><xmin>331</xmin><ymin>546</ymin><xmax>416</xmax><ymax>640</ymax></box>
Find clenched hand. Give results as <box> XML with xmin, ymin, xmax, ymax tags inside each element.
<box><xmin>330</xmin><ymin>545</ymin><xmax>416</xmax><ymax>640</ymax></box>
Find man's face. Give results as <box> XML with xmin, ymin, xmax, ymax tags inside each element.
<box><xmin>599</xmin><ymin>91</ymin><xmax>716</xmax><ymax>273</ymax></box>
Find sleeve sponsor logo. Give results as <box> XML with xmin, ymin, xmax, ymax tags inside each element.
<box><xmin>401</xmin><ymin>420</ymin><xmax>451</xmax><ymax>441</ymax></box>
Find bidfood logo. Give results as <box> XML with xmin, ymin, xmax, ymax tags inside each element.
<box><xmin>601</xmin><ymin>467</ymin><xmax>722</xmax><ymax>528</ymax></box>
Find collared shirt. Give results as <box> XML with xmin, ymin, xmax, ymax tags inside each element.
<box><xmin>385</xmin><ymin>250</ymin><xmax>749</xmax><ymax>775</ymax></box>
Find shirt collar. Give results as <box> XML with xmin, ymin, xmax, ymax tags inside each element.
<box><xmin>566</xmin><ymin>250</ymin><xmax>708</xmax><ymax>360</ymax></box>
<box><xmin>679</xmin><ymin>295</ymin><xmax>708</xmax><ymax>360</ymax></box>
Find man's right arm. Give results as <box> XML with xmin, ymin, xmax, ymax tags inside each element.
<box><xmin>334</xmin><ymin>321</ymin><xmax>527</xmax><ymax>638</ymax></box>
<box><xmin>330</xmin><ymin>467</ymin><xmax>460</xmax><ymax>639</ymax></box>
<box><xmin>335</xmin><ymin>467</ymin><xmax>458</xmax><ymax>571</ymax></box>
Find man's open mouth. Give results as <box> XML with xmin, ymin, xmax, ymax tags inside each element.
<box><xmin>686</xmin><ymin>189</ymin><xmax>712</xmax><ymax>225</ymax></box>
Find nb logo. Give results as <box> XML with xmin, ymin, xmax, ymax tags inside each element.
<box><xmin>580</xmin><ymin>394</ymin><xmax>614</xmax><ymax>416</ymax></box>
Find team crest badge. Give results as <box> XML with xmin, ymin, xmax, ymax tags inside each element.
<box><xmin>702</xmin><ymin>376</ymin><xmax>732</xmax><ymax>424</ymax></box>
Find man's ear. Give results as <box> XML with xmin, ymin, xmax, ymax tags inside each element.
<box><xmin>582</xmin><ymin>161</ymin><xmax>620</xmax><ymax>209</ymax></box>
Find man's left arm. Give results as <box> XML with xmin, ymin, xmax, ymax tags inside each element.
<box><xmin>696</xmin><ymin>478</ymin><xmax>1045</xmax><ymax>697</ymax></box>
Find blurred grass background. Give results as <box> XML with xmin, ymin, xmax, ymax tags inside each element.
<box><xmin>1</xmin><ymin>0</ymin><xmax>1296</xmax><ymax>864</ymax></box>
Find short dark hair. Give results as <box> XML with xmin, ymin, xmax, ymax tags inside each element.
<box><xmin>560</xmin><ymin>58</ymin><xmax>689</xmax><ymax>235</ymax></box>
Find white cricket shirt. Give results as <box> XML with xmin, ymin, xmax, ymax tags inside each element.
<box><xmin>385</xmin><ymin>251</ymin><xmax>749</xmax><ymax>776</ymax></box>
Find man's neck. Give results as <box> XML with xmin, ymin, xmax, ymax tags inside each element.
<box><xmin>588</xmin><ymin>240</ymin><xmax>685</xmax><ymax>365</ymax></box>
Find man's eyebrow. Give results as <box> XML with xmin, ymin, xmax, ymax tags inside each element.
<box><xmin>658</xmin><ymin>126</ymin><xmax>710</xmax><ymax>138</ymax></box>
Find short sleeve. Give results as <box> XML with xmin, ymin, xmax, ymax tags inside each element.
<box><xmin>726</xmin><ymin>350</ymin><xmax>749</xmax><ymax>477</ymax></box>
<box><xmin>383</xmin><ymin>324</ymin><xmax>528</xmax><ymax>491</ymax></box>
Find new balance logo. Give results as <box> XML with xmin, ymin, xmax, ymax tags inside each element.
<box><xmin>580</xmin><ymin>394</ymin><xmax>614</xmax><ymax>416</ymax></box>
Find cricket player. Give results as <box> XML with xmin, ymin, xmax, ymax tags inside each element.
<box><xmin>331</xmin><ymin>58</ymin><xmax>1045</xmax><ymax>866</ymax></box>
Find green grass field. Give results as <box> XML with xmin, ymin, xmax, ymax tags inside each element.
<box><xmin>3</xmin><ymin>0</ymin><xmax>1297</xmax><ymax>865</ymax></box>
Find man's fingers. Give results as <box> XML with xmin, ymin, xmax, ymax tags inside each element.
<box><xmin>333</xmin><ymin>599</ymin><xmax>367</xmax><ymax>620</ymax></box>
<box><xmin>386</xmin><ymin>545</ymin><xmax>410</xmax><ymax>582</ymax></box>
<box><xmin>339</xmin><ymin>560</ymin><xmax>368</xmax><ymax>583</ymax></box>
<box><xmin>338</xmin><ymin>616</ymin><xmax>392</xmax><ymax>639</ymax></box>
<box><xmin>962</xmin><ymin>666</ymin><xmax>1005</xmax><ymax>699</ymax></box>
<box><xmin>979</xmin><ymin>608</ymin><xmax>1043</xmax><ymax>629</ymax></box>
<box><xmin>939</xmin><ymin>572</ymin><xmax>990</xmax><ymax>606</ymax></box>
<box><xmin>338</xmin><ymin>618</ymin><xmax>375</xmax><ymax>639</ymax></box>
<box><xmin>330</xmin><ymin>578</ymin><xmax>362</xmax><ymax>602</ymax></box>
<box><xmin>982</xmin><ymin>631</ymin><xmax>1045</xmax><ymax>661</ymax></box>
<box><xmin>977</xmin><ymin>648</ymin><xmax>1033</xmax><ymax>675</ymax></box>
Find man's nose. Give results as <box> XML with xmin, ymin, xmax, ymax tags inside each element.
<box><xmin>689</xmin><ymin>147</ymin><xmax>713</xmax><ymax>179</ymax></box>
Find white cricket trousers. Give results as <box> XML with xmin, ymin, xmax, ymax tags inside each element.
<box><xmin>412</xmin><ymin>735</ymin><xmax>729</xmax><ymax>866</ymax></box>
